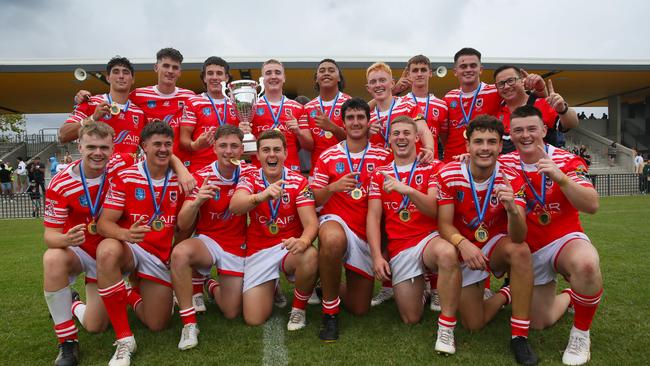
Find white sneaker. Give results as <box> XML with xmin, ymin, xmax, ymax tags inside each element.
<box><xmin>274</xmin><ymin>289</ymin><xmax>287</xmax><ymax>308</ymax></box>
<box><xmin>109</xmin><ymin>336</ymin><xmax>137</xmax><ymax>366</ymax></box>
<box><xmin>483</xmin><ymin>288</ymin><xmax>494</xmax><ymax>300</ymax></box>
<box><xmin>178</xmin><ymin>323</ymin><xmax>200</xmax><ymax>351</ymax></box>
<box><xmin>370</xmin><ymin>287</ymin><xmax>394</xmax><ymax>307</ymax></box>
<box><xmin>308</xmin><ymin>290</ymin><xmax>321</xmax><ymax>305</ymax></box>
<box><xmin>430</xmin><ymin>289</ymin><xmax>441</xmax><ymax>312</ymax></box>
<box><xmin>287</xmin><ymin>308</ymin><xmax>306</xmax><ymax>331</ymax></box>
<box><xmin>434</xmin><ymin>325</ymin><xmax>456</xmax><ymax>355</ymax></box>
<box><xmin>192</xmin><ymin>293</ymin><xmax>207</xmax><ymax>313</ymax></box>
<box><xmin>562</xmin><ymin>327</ymin><xmax>591</xmax><ymax>365</ymax></box>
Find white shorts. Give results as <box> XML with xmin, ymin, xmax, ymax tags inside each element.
<box><xmin>319</xmin><ymin>214</ymin><xmax>374</xmax><ymax>280</ymax></box>
<box><xmin>69</xmin><ymin>246</ymin><xmax>97</xmax><ymax>285</ymax></box>
<box><xmin>390</xmin><ymin>232</ymin><xmax>439</xmax><ymax>285</ymax></box>
<box><xmin>127</xmin><ymin>243</ymin><xmax>172</xmax><ymax>287</ymax></box>
<box><xmin>243</xmin><ymin>243</ymin><xmax>293</xmax><ymax>293</ymax></box>
<box><xmin>194</xmin><ymin>234</ymin><xmax>245</xmax><ymax>277</ymax></box>
<box><xmin>460</xmin><ymin>233</ymin><xmax>506</xmax><ymax>287</ymax></box>
<box><xmin>532</xmin><ymin>232</ymin><xmax>590</xmax><ymax>286</ymax></box>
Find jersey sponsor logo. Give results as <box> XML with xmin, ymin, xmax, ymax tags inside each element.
<box><xmin>135</xmin><ymin>188</ymin><xmax>146</xmax><ymax>200</ymax></box>
<box><xmin>450</xmin><ymin>100</ymin><xmax>458</xmax><ymax>109</ymax></box>
<box><xmin>163</xmin><ymin>101</ymin><xmax>171</xmax><ymax>107</ymax></box>
<box><xmin>256</xmin><ymin>107</ymin><xmax>265</xmax><ymax>116</ymax></box>
<box><xmin>310</xmin><ymin>110</ymin><xmax>317</xmax><ymax>118</ymax></box>
<box><xmin>78</xmin><ymin>195</ymin><xmax>89</xmax><ymax>207</ymax></box>
<box><xmin>118</xmin><ymin>113</ymin><xmax>125</xmax><ymax>120</ymax></box>
<box><xmin>335</xmin><ymin>162</ymin><xmax>345</xmax><ymax>174</ymax></box>
<box><xmin>203</xmin><ymin>107</ymin><xmax>211</xmax><ymax>116</ymax></box>
<box><xmin>147</xmin><ymin>100</ymin><xmax>156</xmax><ymax>109</ymax></box>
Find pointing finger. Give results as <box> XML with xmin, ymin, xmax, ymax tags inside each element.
<box><xmin>546</xmin><ymin>79</ymin><xmax>555</xmax><ymax>95</ymax></box>
<box><xmin>537</xmin><ymin>144</ymin><xmax>550</xmax><ymax>159</ymax></box>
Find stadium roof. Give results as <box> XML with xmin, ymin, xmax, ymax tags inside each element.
<box><xmin>2</xmin><ymin>57</ymin><xmax>650</xmax><ymax>114</ymax></box>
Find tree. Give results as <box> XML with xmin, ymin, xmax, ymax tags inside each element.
<box><xmin>0</xmin><ymin>114</ymin><xmax>26</xmax><ymax>134</ymax></box>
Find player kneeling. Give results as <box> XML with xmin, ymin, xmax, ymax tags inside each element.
<box><xmin>170</xmin><ymin>125</ymin><xmax>253</xmax><ymax>350</ymax></box>
<box><xmin>96</xmin><ymin>121</ymin><xmax>182</xmax><ymax>366</ymax></box>
<box><xmin>367</xmin><ymin>116</ymin><xmax>461</xmax><ymax>355</ymax></box>
<box><xmin>437</xmin><ymin>116</ymin><xmax>538</xmax><ymax>365</ymax></box>
<box><xmin>230</xmin><ymin>130</ymin><xmax>319</xmax><ymax>330</ymax></box>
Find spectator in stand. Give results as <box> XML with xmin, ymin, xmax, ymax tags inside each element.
<box><xmin>588</xmin><ymin>113</ymin><xmax>596</xmax><ymax>120</ymax></box>
<box><xmin>578</xmin><ymin>112</ymin><xmax>587</xmax><ymax>119</ymax></box>
<box><xmin>15</xmin><ymin>157</ymin><xmax>27</xmax><ymax>193</ymax></box>
<box><xmin>31</xmin><ymin>157</ymin><xmax>46</xmax><ymax>196</ymax></box>
<box><xmin>48</xmin><ymin>155</ymin><xmax>58</xmax><ymax>176</ymax></box>
<box><xmin>0</xmin><ymin>162</ymin><xmax>13</xmax><ymax>199</ymax></box>
<box><xmin>601</xmin><ymin>113</ymin><xmax>608</xmax><ymax>119</ymax></box>
<box><xmin>55</xmin><ymin>154</ymin><xmax>73</xmax><ymax>173</ymax></box>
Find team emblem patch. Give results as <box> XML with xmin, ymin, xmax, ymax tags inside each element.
<box><xmin>135</xmin><ymin>188</ymin><xmax>146</xmax><ymax>200</ymax></box>
<box><xmin>575</xmin><ymin>165</ymin><xmax>590</xmax><ymax>182</ymax></box>
<box><xmin>256</xmin><ymin>107</ymin><xmax>265</xmax><ymax>116</ymax></box>
<box><xmin>310</xmin><ymin>110</ymin><xmax>317</xmax><ymax>118</ymax></box>
<box><xmin>490</xmin><ymin>193</ymin><xmax>498</xmax><ymax>207</ymax></box>
<box><xmin>334</xmin><ymin>109</ymin><xmax>340</xmax><ymax>117</ymax></box>
<box><xmin>178</xmin><ymin>101</ymin><xmax>185</xmax><ymax>108</ymax></box>
<box><xmin>229</xmin><ymin>108</ymin><xmax>236</xmax><ymax>117</ymax></box>
<box><xmin>147</xmin><ymin>101</ymin><xmax>156</xmax><ymax>109</ymax></box>
<box><xmin>450</xmin><ymin>100</ymin><xmax>458</xmax><ymax>109</ymax></box>
<box><xmin>456</xmin><ymin>191</ymin><xmax>464</xmax><ymax>202</ymax></box>
<box><xmin>203</xmin><ymin>107</ymin><xmax>211</xmax><ymax>116</ymax></box>
<box><xmin>415</xmin><ymin>174</ymin><xmax>423</xmax><ymax>185</ymax></box>
<box><xmin>301</xmin><ymin>186</ymin><xmax>314</xmax><ymax>200</ymax></box>
<box><xmin>285</xmin><ymin>109</ymin><xmax>292</xmax><ymax>117</ymax></box>
<box><xmin>78</xmin><ymin>196</ymin><xmax>89</xmax><ymax>207</ymax></box>
<box><xmin>170</xmin><ymin>191</ymin><xmax>177</xmax><ymax>202</ymax></box>
<box><xmin>282</xmin><ymin>193</ymin><xmax>290</xmax><ymax>204</ymax></box>
<box><xmin>133</xmin><ymin>115</ymin><xmax>139</xmax><ymax>126</ymax></box>
<box><xmin>476</xmin><ymin>98</ymin><xmax>484</xmax><ymax>108</ymax></box>
<box><xmin>433</xmin><ymin>109</ymin><xmax>439</xmax><ymax>117</ymax></box>
<box><xmin>335</xmin><ymin>162</ymin><xmax>345</xmax><ymax>174</ymax></box>
<box><xmin>367</xmin><ymin>163</ymin><xmax>375</xmax><ymax>172</ymax></box>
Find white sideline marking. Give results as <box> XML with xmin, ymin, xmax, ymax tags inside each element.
<box><xmin>262</xmin><ymin>314</ymin><xmax>288</xmax><ymax>366</ymax></box>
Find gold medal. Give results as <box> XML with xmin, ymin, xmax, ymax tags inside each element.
<box><xmin>87</xmin><ymin>220</ymin><xmax>97</xmax><ymax>235</ymax></box>
<box><xmin>151</xmin><ymin>218</ymin><xmax>165</xmax><ymax>231</ymax></box>
<box><xmin>230</xmin><ymin>158</ymin><xmax>241</xmax><ymax>166</ymax></box>
<box><xmin>474</xmin><ymin>224</ymin><xmax>489</xmax><ymax>243</ymax></box>
<box><xmin>399</xmin><ymin>209</ymin><xmax>411</xmax><ymax>222</ymax></box>
<box><xmin>109</xmin><ymin>102</ymin><xmax>121</xmax><ymax>116</ymax></box>
<box><xmin>273</xmin><ymin>128</ymin><xmax>282</xmax><ymax>132</ymax></box>
<box><xmin>350</xmin><ymin>188</ymin><xmax>363</xmax><ymax>200</ymax></box>
<box><xmin>324</xmin><ymin>131</ymin><xmax>333</xmax><ymax>139</ymax></box>
<box><xmin>268</xmin><ymin>222</ymin><xmax>279</xmax><ymax>235</ymax></box>
<box><xmin>538</xmin><ymin>211</ymin><xmax>551</xmax><ymax>225</ymax></box>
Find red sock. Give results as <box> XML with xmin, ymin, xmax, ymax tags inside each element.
<box><xmin>511</xmin><ymin>316</ymin><xmax>530</xmax><ymax>338</ymax></box>
<box><xmin>438</xmin><ymin>314</ymin><xmax>457</xmax><ymax>329</ymax></box>
<box><xmin>54</xmin><ymin>319</ymin><xmax>78</xmax><ymax>343</ymax></box>
<box><xmin>98</xmin><ymin>280</ymin><xmax>132</xmax><ymax>339</ymax></box>
<box><xmin>126</xmin><ymin>288</ymin><xmax>142</xmax><ymax>310</ymax></box>
<box><xmin>292</xmin><ymin>288</ymin><xmax>311</xmax><ymax>310</ymax></box>
<box><xmin>427</xmin><ymin>273</ymin><xmax>438</xmax><ymax>290</ymax></box>
<box><xmin>207</xmin><ymin>279</ymin><xmax>220</xmax><ymax>299</ymax></box>
<box><xmin>570</xmin><ymin>288</ymin><xmax>602</xmax><ymax>331</ymax></box>
<box><xmin>498</xmin><ymin>286</ymin><xmax>512</xmax><ymax>305</ymax></box>
<box><xmin>322</xmin><ymin>297</ymin><xmax>340</xmax><ymax>315</ymax></box>
<box><xmin>179</xmin><ymin>307</ymin><xmax>197</xmax><ymax>325</ymax></box>
<box><xmin>484</xmin><ymin>276</ymin><xmax>491</xmax><ymax>289</ymax></box>
<box><xmin>192</xmin><ymin>276</ymin><xmax>205</xmax><ymax>295</ymax></box>
<box><xmin>382</xmin><ymin>280</ymin><xmax>393</xmax><ymax>289</ymax></box>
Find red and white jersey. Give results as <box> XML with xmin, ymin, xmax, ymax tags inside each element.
<box><xmin>406</xmin><ymin>92</ymin><xmax>448</xmax><ymax>157</ymax></box>
<box><xmin>251</xmin><ymin>97</ymin><xmax>306</xmax><ymax>171</ymax></box>
<box><xmin>180</xmin><ymin>93</ymin><xmax>240</xmax><ymax>172</ymax></box>
<box><xmin>130</xmin><ymin>86</ymin><xmax>196</xmax><ymax>164</ymax></box>
<box><xmin>104</xmin><ymin>162</ymin><xmax>182</xmax><ymax>262</ymax></box>
<box><xmin>437</xmin><ymin>161</ymin><xmax>526</xmax><ymax>249</ymax></box>
<box><xmin>368</xmin><ymin>160</ymin><xmax>443</xmax><ymax>258</ymax></box>
<box><xmin>496</xmin><ymin>97</ymin><xmax>558</xmax><ymax>135</ymax></box>
<box><xmin>442</xmin><ymin>82</ymin><xmax>501</xmax><ymax>162</ymax></box>
<box><xmin>311</xmin><ymin>142</ymin><xmax>391</xmax><ymax>241</ymax></box>
<box><xmin>187</xmin><ymin>161</ymin><xmax>255</xmax><ymax>256</ymax></box>
<box><xmin>300</xmin><ymin>93</ymin><xmax>351</xmax><ymax>174</ymax></box>
<box><xmin>44</xmin><ymin>158</ymin><xmax>123</xmax><ymax>258</ymax></box>
<box><xmin>499</xmin><ymin>146</ymin><xmax>593</xmax><ymax>252</ymax></box>
<box><xmin>235</xmin><ymin>168</ymin><xmax>315</xmax><ymax>255</ymax></box>
<box><xmin>369</xmin><ymin>96</ymin><xmax>420</xmax><ymax>148</ymax></box>
<box><xmin>66</xmin><ymin>94</ymin><xmax>147</xmax><ymax>158</ymax></box>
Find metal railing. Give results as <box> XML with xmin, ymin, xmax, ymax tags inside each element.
<box><xmin>0</xmin><ymin>193</ymin><xmax>43</xmax><ymax>219</ymax></box>
<box><xmin>589</xmin><ymin>173</ymin><xmax>648</xmax><ymax>196</ymax></box>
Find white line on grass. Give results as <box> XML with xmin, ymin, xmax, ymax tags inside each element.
<box><xmin>262</xmin><ymin>314</ymin><xmax>288</xmax><ymax>366</ymax></box>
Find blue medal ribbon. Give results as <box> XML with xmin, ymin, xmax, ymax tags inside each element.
<box><xmin>142</xmin><ymin>162</ymin><xmax>171</xmax><ymax>225</ymax></box>
<box><xmin>206</xmin><ymin>93</ymin><xmax>228</xmax><ymax>126</ymax></box>
<box><xmin>79</xmin><ymin>162</ymin><xmax>107</xmax><ymax>221</ymax></box>
<box><xmin>465</xmin><ymin>162</ymin><xmax>497</xmax><ymax>229</ymax></box>
<box><xmin>520</xmin><ymin>144</ymin><xmax>548</xmax><ymax>211</ymax></box>
<box><xmin>261</xmin><ymin>168</ymin><xmax>286</xmax><ymax>225</ymax></box>
<box><xmin>411</xmin><ymin>93</ymin><xmax>430</xmax><ymax>121</ymax></box>
<box><xmin>344</xmin><ymin>141</ymin><xmax>369</xmax><ymax>188</ymax></box>
<box><xmin>318</xmin><ymin>92</ymin><xmax>340</xmax><ymax>120</ymax></box>
<box><xmin>376</xmin><ymin>97</ymin><xmax>397</xmax><ymax>148</ymax></box>
<box><xmin>263</xmin><ymin>95</ymin><xmax>285</xmax><ymax>130</ymax></box>
<box><xmin>458</xmin><ymin>83</ymin><xmax>482</xmax><ymax>127</ymax></box>
<box><xmin>392</xmin><ymin>159</ymin><xmax>419</xmax><ymax>212</ymax></box>
<box><xmin>213</xmin><ymin>161</ymin><xmax>240</xmax><ymax>184</ymax></box>
<box><xmin>106</xmin><ymin>94</ymin><xmax>131</xmax><ymax>113</ymax></box>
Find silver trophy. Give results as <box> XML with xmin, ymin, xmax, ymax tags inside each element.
<box><xmin>221</xmin><ymin>77</ymin><xmax>264</xmax><ymax>154</ymax></box>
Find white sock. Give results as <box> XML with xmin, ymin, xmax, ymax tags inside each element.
<box><xmin>44</xmin><ymin>287</ymin><xmax>73</xmax><ymax>325</ymax></box>
<box><xmin>72</xmin><ymin>301</ymin><xmax>86</xmax><ymax>327</ymax></box>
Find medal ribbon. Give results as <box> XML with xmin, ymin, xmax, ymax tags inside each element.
<box><xmin>206</xmin><ymin>93</ymin><xmax>228</xmax><ymax>126</ymax></box>
<box><xmin>410</xmin><ymin>93</ymin><xmax>430</xmax><ymax>121</ymax></box>
<box><xmin>213</xmin><ymin>161</ymin><xmax>240</xmax><ymax>184</ymax></box>
<box><xmin>466</xmin><ymin>162</ymin><xmax>497</xmax><ymax>229</ymax></box>
<box><xmin>142</xmin><ymin>162</ymin><xmax>171</xmax><ymax>225</ymax></box>
<box><xmin>344</xmin><ymin>141</ymin><xmax>369</xmax><ymax>188</ymax></box>
<box><xmin>520</xmin><ymin>144</ymin><xmax>548</xmax><ymax>211</ymax></box>
<box><xmin>106</xmin><ymin>93</ymin><xmax>130</xmax><ymax>113</ymax></box>
<box><xmin>376</xmin><ymin>97</ymin><xmax>397</xmax><ymax>148</ymax></box>
<box><xmin>392</xmin><ymin>159</ymin><xmax>419</xmax><ymax>212</ymax></box>
<box><xmin>261</xmin><ymin>168</ymin><xmax>286</xmax><ymax>224</ymax></box>
<box><xmin>318</xmin><ymin>92</ymin><xmax>340</xmax><ymax>120</ymax></box>
<box><xmin>263</xmin><ymin>95</ymin><xmax>285</xmax><ymax>130</ymax></box>
<box><xmin>458</xmin><ymin>83</ymin><xmax>482</xmax><ymax>127</ymax></box>
<box><xmin>79</xmin><ymin>161</ymin><xmax>107</xmax><ymax>221</ymax></box>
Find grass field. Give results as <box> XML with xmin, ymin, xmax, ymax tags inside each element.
<box><xmin>1</xmin><ymin>195</ymin><xmax>649</xmax><ymax>365</ymax></box>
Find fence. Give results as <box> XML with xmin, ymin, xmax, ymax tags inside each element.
<box><xmin>589</xmin><ymin>173</ymin><xmax>647</xmax><ymax>196</ymax></box>
<box><xmin>0</xmin><ymin>193</ymin><xmax>43</xmax><ymax>219</ymax></box>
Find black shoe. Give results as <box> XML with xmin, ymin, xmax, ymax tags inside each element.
<box><xmin>510</xmin><ymin>336</ymin><xmax>538</xmax><ymax>365</ymax></box>
<box><xmin>318</xmin><ymin>314</ymin><xmax>339</xmax><ymax>342</ymax></box>
<box><xmin>54</xmin><ymin>340</ymin><xmax>79</xmax><ymax>366</ymax></box>
<box><xmin>71</xmin><ymin>289</ymin><xmax>80</xmax><ymax>303</ymax></box>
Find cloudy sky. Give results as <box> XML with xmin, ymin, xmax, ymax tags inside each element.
<box><xmin>1</xmin><ymin>0</ymin><xmax>643</xmax><ymax>132</ymax></box>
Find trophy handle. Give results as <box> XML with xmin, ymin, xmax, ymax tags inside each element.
<box><xmin>221</xmin><ymin>81</ymin><xmax>229</xmax><ymax>99</ymax></box>
<box><xmin>257</xmin><ymin>76</ymin><xmax>265</xmax><ymax>97</ymax></box>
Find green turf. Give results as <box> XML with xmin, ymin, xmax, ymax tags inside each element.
<box><xmin>1</xmin><ymin>195</ymin><xmax>648</xmax><ymax>365</ymax></box>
